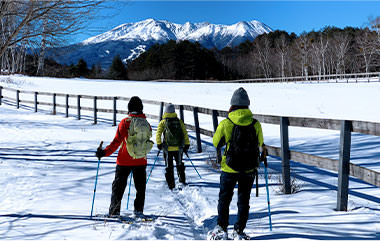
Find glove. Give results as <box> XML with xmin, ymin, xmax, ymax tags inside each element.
<box><xmin>157</xmin><ymin>144</ymin><xmax>163</xmax><ymax>150</ymax></box>
<box><xmin>183</xmin><ymin>144</ymin><xmax>190</xmax><ymax>154</ymax></box>
<box><xmin>95</xmin><ymin>148</ymin><xmax>105</xmax><ymax>159</ymax></box>
<box><xmin>260</xmin><ymin>144</ymin><xmax>268</xmax><ymax>167</ymax></box>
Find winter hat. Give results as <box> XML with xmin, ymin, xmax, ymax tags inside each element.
<box><xmin>128</xmin><ymin>96</ymin><xmax>143</xmax><ymax>113</ymax></box>
<box><xmin>165</xmin><ymin>103</ymin><xmax>175</xmax><ymax>113</ymax></box>
<box><xmin>230</xmin><ymin>87</ymin><xmax>250</xmax><ymax>106</ymax></box>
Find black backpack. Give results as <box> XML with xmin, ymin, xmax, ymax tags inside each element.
<box><xmin>225</xmin><ymin>118</ymin><xmax>259</xmax><ymax>172</ymax></box>
<box><xmin>163</xmin><ymin>117</ymin><xmax>184</xmax><ymax>147</ymax></box>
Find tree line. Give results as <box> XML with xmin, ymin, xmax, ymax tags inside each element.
<box><xmin>219</xmin><ymin>23</ymin><xmax>380</xmax><ymax>79</ymax></box>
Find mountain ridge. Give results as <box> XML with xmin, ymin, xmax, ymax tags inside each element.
<box><xmin>49</xmin><ymin>18</ymin><xmax>272</xmax><ymax>68</ymax></box>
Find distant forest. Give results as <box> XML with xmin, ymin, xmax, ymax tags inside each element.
<box><xmin>4</xmin><ymin>24</ymin><xmax>380</xmax><ymax>81</ymax></box>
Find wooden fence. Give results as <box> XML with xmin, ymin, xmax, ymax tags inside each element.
<box><xmin>0</xmin><ymin>84</ymin><xmax>379</xmax><ymax>211</ymax></box>
<box><xmin>152</xmin><ymin>72</ymin><xmax>380</xmax><ymax>83</ymax></box>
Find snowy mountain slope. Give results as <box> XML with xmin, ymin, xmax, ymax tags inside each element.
<box><xmin>48</xmin><ymin>19</ymin><xmax>272</xmax><ymax>68</ymax></box>
<box><xmin>82</xmin><ymin>18</ymin><xmax>271</xmax><ymax>48</ymax></box>
<box><xmin>0</xmin><ymin>75</ymin><xmax>379</xmax><ymax>239</ymax></box>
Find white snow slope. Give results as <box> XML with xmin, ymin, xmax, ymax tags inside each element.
<box><xmin>82</xmin><ymin>18</ymin><xmax>272</xmax><ymax>49</ymax></box>
<box><xmin>0</xmin><ymin>75</ymin><xmax>379</xmax><ymax>240</ymax></box>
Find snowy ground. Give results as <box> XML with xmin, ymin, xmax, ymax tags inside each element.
<box><xmin>0</xmin><ymin>75</ymin><xmax>379</xmax><ymax>240</ymax></box>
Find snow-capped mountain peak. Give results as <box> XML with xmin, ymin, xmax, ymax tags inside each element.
<box><xmin>51</xmin><ymin>19</ymin><xmax>272</xmax><ymax>68</ymax></box>
<box><xmin>82</xmin><ymin>19</ymin><xmax>272</xmax><ymax>47</ymax></box>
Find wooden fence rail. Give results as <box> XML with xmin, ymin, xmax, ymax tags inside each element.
<box><xmin>152</xmin><ymin>72</ymin><xmax>380</xmax><ymax>83</ymax></box>
<box><xmin>0</xmin><ymin>85</ymin><xmax>379</xmax><ymax>211</ymax></box>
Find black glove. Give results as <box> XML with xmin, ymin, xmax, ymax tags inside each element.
<box><xmin>157</xmin><ymin>144</ymin><xmax>163</xmax><ymax>150</ymax></box>
<box><xmin>183</xmin><ymin>144</ymin><xmax>190</xmax><ymax>154</ymax></box>
<box><xmin>260</xmin><ymin>145</ymin><xmax>268</xmax><ymax>167</ymax></box>
<box><xmin>95</xmin><ymin>148</ymin><xmax>105</xmax><ymax>159</ymax></box>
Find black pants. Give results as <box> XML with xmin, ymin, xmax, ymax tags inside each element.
<box><xmin>109</xmin><ymin>165</ymin><xmax>146</xmax><ymax>216</ymax></box>
<box><xmin>164</xmin><ymin>151</ymin><xmax>186</xmax><ymax>189</ymax></box>
<box><xmin>217</xmin><ymin>171</ymin><xmax>255</xmax><ymax>232</ymax></box>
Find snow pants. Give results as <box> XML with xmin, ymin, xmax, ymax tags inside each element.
<box><xmin>164</xmin><ymin>150</ymin><xmax>186</xmax><ymax>189</ymax></box>
<box><xmin>217</xmin><ymin>171</ymin><xmax>255</xmax><ymax>232</ymax></box>
<box><xmin>109</xmin><ymin>165</ymin><xmax>146</xmax><ymax>216</ymax></box>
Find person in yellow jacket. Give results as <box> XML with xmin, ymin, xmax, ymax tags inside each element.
<box><xmin>156</xmin><ymin>103</ymin><xmax>190</xmax><ymax>190</ymax></box>
<box><xmin>209</xmin><ymin>87</ymin><xmax>265</xmax><ymax>240</ymax></box>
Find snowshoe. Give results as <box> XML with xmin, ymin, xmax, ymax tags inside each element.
<box><xmin>207</xmin><ymin>225</ymin><xmax>228</xmax><ymax>240</ymax></box>
<box><xmin>131</xmin><ymin>211</ymin><xmax>154</xmax><ymax>222</ymax></box>
<box><xmin>231</xmin><ymin>229</ymin><xmax>250</xmax><ymax>240</ymax></box>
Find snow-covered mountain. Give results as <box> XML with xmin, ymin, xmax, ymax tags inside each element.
<box><xmin>82</xmin><ymin>18</ymin><xmax>271</xmax><ymax>48</ymax></box>
<box><xmin>49</xmin><ymin>19</ymin><xmax>272</xmax><ymax>68</ymax></box>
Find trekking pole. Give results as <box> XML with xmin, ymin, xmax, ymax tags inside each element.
<box><xmin>263</xmin><ymin>154</ymin><xmax>273</xmax><ymax>231</ymax></box>
<box><xmin>126</xmin><ymin>171</ymin><xmax>133</xmax><ymax>210</ymax></box>
<box><xmin>184</xmin><ymin>152</ymin><xmax>202</xmax><ymax>179</ymax></box>
<box><xmin>146</xmin><ymin>150</ymin><xmax>161</xmax><ymax>184</ymax></box>
<box><xmin>255</xmin><ymin>170</ymin><xmax>259</xmax><ymax>197</ymax></box>
<box><xmin>90</xmin><ymin>141</ymin><xmax>103</xmax><ymax>219</ymax></box>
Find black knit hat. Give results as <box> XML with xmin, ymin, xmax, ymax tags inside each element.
<box><xmin>128</xmin><ymin>96</ymin><xmax>143</xmax><ymax>113</ymax></box>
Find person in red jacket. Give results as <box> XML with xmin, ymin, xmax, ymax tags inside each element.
<box><xmin>96</xmin><ymin>96</ymin><xmax>150</xmax><ymax>217</ymax></box>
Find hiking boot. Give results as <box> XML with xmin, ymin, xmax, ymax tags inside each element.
<box><xmin>232</xmin><ymin>229</ymin><xmax>250</xmax><ymax>240</ymax></box>
<box><xmin>207</xmin><ymin>225</ymin><xmax>228</xmax><ymax>240</ymax></box>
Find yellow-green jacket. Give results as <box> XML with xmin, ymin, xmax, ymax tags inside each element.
<box><xmin>156</xmin><ymin>112</ymin><xmax>190</xmax><ymax>151</ymax></box>
<box><xmin>213</xmin><ymin>108</ymin><xmax>264</xmax><ymax>173</ymax></box>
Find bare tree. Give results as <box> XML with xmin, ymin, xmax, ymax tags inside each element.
<box><xmin>295</xmin><ymin>33</ymin><xmax>310</xmax><ymax>78</ymax></box>
<box><xmin>275</xmin><ymin>33</ymin><xmax>290</xmax><ymax>80</ymax></box>
<box><xmin>254</xmin><ymin>35</ymin><xmax>272</xmax><ymax>78</ymax></box>
<box><xmin>356</xmin><ymin>28</ymin><xmax>377</xmax><ymax>73</ymax></box>
<box><xmin>310</xmin><ymin>32</ymin><xmax>329</xmax><ymax>78</ymax></box>
<box><xmin>331</xmin><ymin>31</ymin><xmax>351</xmax><ymax>75</ymax></box>
<box><xmin>0</xmin><ymin>0</ymin><xmax>104</xmax><ymax>73</ymax></box>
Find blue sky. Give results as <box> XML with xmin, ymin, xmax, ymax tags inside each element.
<box><xmin>71</xmin><ymin>1</ymin><xmax>380</xmax><ymax>43</ymax></box>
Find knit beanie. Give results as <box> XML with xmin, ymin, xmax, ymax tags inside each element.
<box><xmin>230</xmin><ymin>87</ymin><xmax>250</xmax><ymax>106</ymax></box>
<box><xmin>128</xmin><ymin>96</ymin><xmax>143</xmax><ymax>113</ymax></box>
<box><xmin>165</xmin><ymin>103</ymin><xmax>175</xmax><ymax>113</ymax></box>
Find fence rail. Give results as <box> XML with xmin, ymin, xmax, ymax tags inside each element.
<box><xmin>152</xmin><ymin>72</ymin><xmax>380</xmax><ymax>83</ymax></box>
<box><xmin>0</xmin><ymin>82</ymin><xmax>379</xmax><ymax>211</ymax></box>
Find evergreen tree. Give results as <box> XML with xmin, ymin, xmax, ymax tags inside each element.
<box><xmin>108</xmin><ymin>55</ymin><xmax>127</xmax><ymax>80</ymax></box>
<box><xmin>77</xmin><ymin>58</ymin><xmax>89</xmax><ymax>77</ymax></box>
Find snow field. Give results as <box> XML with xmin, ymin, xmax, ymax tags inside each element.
<box><xmin>0</xmin><ymin>75</ymin><xmax>379</xmax><ymax>240</ymax></box>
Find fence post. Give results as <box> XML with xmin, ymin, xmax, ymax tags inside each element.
<box><xmin>77</xmin><ymin>95</ymin><xmax>81</xmax><ymax>120</ymax></box>
<box><xmin>34</xmin><ymin>92</ymin><xmax>38</xmax><ymax>112</ymax></box>
<box><xmin>179</xmin><ymin>105</ymin><xmax>184</xmax><ymax>122</ymax></box>
<box><xmin>193</xmin><ymin>107</ymin><xmax>202</xmax><ymax>153</ymax></box>
<box><xmin>65</xmin><ymin>94</ymin><xmax>69</xmax><ymax>118</ymax></box>
<box><xmin>113</xmin><ymin>97</ymin><xmax>117</xmax><ymax>126</ymax></box>
<box><xmin>280</xmin><ymin>116</ymin><xmax>291</xmax><ymax>194</ymax></box>
<box><xmin>159</xmin><ymin>102</ymin><xmax>164</xmax><ymax>121</ymax></box>
<box><xmin>52</xmin><ymin>93</ymin><xmax>56</xmax><ymax>115</ymax></box>
<box><xmin>0</xmin><ymin>86</ymin><xmax>2</xmax><ymax>105</ymax></box>
<box><xmin>337</xmin><ymin>120</ymin><xmax>352</xmax><ymax>211</ymax></box>
<box><xmin>93</xmin><ymin>96</ymin><xmax>97</xmax><ymax>124</ymax></box>
<box><xmin>16</xmin><ymin>90</ymin><xmax>20</xmax><ymax>109</ymax></box>
<box><xmin>212</xmin><ymin>110</ymin><xmax>222</xmax><ymax>162</ymax></box>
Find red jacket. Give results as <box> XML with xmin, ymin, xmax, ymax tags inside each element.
<box><xmin>104</xmin><ymin>113</ymin><xmax>150</xmax><ymax>166</ymax></box>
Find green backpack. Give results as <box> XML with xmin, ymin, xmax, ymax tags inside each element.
<box><xmin>163</xmin><ymin>117</ymin><xmax>184</xmax><ymax>147</ymax></box>
<box><xmin>126</xmin><ymin>117</ymin><xmax>154</xmax><ymax>159</ymax></box>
